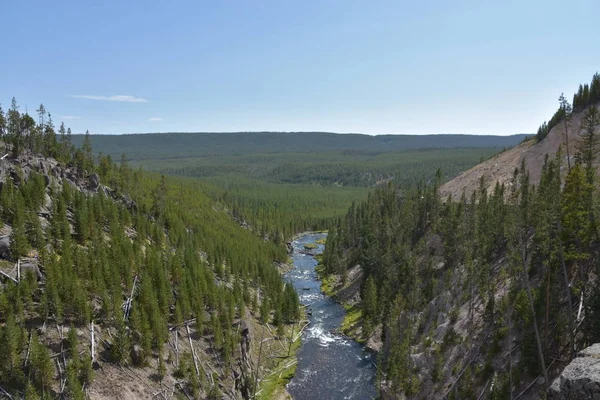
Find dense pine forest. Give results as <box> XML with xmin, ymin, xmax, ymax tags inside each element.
<box><xmin>322</xmin><ymin>76</ymin><xmax>600</xmax><ymax>398</ymax></box>
<box><xmin>71</xmin><ymin>131</ymin><xmax>524</xmax><ymax>243</ymax></box>
<box><xmin>0</xmin><ymin>99</ymin><xmax>301</xmax><ymax>399</ymax></box>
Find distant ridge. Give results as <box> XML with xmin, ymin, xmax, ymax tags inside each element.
<box><xmin>72</xmin><ymin>131</ymin><xmax>529</xmax><ymax>161</ymax></box>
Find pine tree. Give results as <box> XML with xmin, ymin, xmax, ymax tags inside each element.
<box><xmin>43</xmin><ymin>113</ymin><xmax>57</xmax><ymax>157</ymax></box>
<box><xmin>508</xmin><ymin>161</ymin><xmax>548</xmax><ymax>387</ymax></box>
<box><xmin>577</xmin><ymin>106</ymin><xmax>600</xmax><ymax>180</ymax></box>
<box><xmin>559</xmin><ymin>93</ymin><xmax>573</xmax><ymax>171</ymax></box>
<box><xmin>82</xmin><ymin>130</ymin><xmax>93</xmax><ymax>173</ymax></box>
<box><xmin>0</xmin><ymin>104</ymin><xmax>6</xmax><ymax>144</ymax></box>
<box><xmin>362</xmin><ymin>276</ymin><xmax>378</xmax><ymax>338</ymax></box>
<box><xmin>111</xmin><ymin>321</ymin><xmax>131</xmax><ymax>365</ymax></box>
<box><xmin>30</xmin><ymin>332</ymin><xmax>54</xmax><ymax>396</ymax></box>
<box><xmin>0</xmin><ymin>315</ymin><xmax>24</xmax><ymax>384</ymax></box>
<box><xmin>10</xmin><ymin>193</ymin><xmax>29</xmax><ymax>260</ymax></box>
<box><xmin>562</xmin><ymin>164</ymin><xmax>592</xmax><ymax>259</ymax></box>
<box><xmin>7</xmin><ymin>97</ymin><xmax>21</xmax><ymax>157</ymax></box>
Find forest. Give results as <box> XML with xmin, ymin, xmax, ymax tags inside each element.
<box><xmin>71</xmin><ymin>131</ymin><xmax>527</xmax><ymax>161</ymax></box>
<box><xmin>1</xmin><ymin>76</ymin><xmax>594</xmax><ymax>398</ymax></box>
<box><xmin>71</xmin><ymin>130</ymin><xmax>522</xmax><ymax>243</ymax></box>
<box><xmin>322</xmin><ymin>88</ymin><xmax>600</xmax><ymax>397</ymax></box>
<box><xmin>0</xmin><ymin>99</ymin><xmax>301</xmax><ymax>399</ymax></box>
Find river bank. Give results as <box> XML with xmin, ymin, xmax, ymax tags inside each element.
<box><xmin>315</xmin><ymin>262</ymin><xmax>383</xmax><ymax>353</ymax></box>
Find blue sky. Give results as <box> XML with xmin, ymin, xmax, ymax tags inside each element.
<box><xmin>2</xmin><ymin>0</ymin><xmax>599</xmax><ymax>135</ymax></box>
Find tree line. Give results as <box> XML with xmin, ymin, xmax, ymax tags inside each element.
<box><xmin>536</xmin><ymin>72</ymin><xmax>600</xmax><ymax>142</ymax></box>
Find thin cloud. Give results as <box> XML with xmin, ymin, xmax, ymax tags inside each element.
<box><xmin>148</xmin><ymin>117</ymin><xmax>163</xmax><ymax>122</ymax></box>
<box><xmin>70</xmin><ymin>94</ymin><xmax>148</xmax><ymax>103</ymax></box>
<box><xmin>60</xmin><ymin>116</ymin><xmax>80</xmax><ymax>120</ymax></box>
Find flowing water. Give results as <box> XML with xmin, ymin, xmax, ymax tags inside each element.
<box><xmin>285</xmin><ymin>233</ymin><xmax>377</xmax><ymax>400</ymax></box>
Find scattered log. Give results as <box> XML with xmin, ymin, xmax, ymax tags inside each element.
<box><xmin>175</xmin><ymin>381</ymin><xmax>194</xmax><ymax>400</ymax></box>
<box><xmin>513</xmin><ymin>358</ymin><xmax>556</xmax><ymax>400</ymax></box>
<box><xmin>444</xmin><ymin>327</ymin><xmax>492</xmax><ymax>398</ymax></box>
<box><xmin>169</xmin><ymin>318</ymin><xmax>196</xmax><ymax>331</ymax></box>
<box><xmin>476</xmin><ymin>379</ymin><xmax>490</xmax><ymax>400</ymax></box>
<box><xmin>90</xmin><ymin>321</ymin><xmax>96</xmax><ymax>364</ymax></box>
<box><xmin>0</xmin><ymin>386</ymin><xmax>13</xmax><ymax>399</ymax></box>
<box><xmin>174</xmin><ymin>329</ymin><xmax>179</xmax><ymax>369</ymax></box>
<box><xmin>23</xmin><ymin>330</ymin><xmax>32</xmax><ymax>368</ymax></box>
<box><xmin>264</xmin><ymin>360</ymin><xmax>297</xmax><ymax>379</ymax></box>
<box><xmin>253</xmin><ymin>328</ymin><xmax>267</xmax><ymax>399</ymax></box>
<box><xmin>0</xmin><ymin>270</ymin><xmax>18</xmax><ymax>283</ymax></box>
<box><xmin>185</xmin><ymin>324</ymin><xmax>200</xmax><ymax>377</ymax></box>
<box><xmin>292</xmin><ymin>321</ymin><xmax>310</xmax><ymax>342</ymax></box>
<box><xmin>265</xmin><ymin>324</ymin><xmax>287</xmax><ymax>353</ymax></box>
<box><xmin>57</xmin><ymin>324</ymin><xmax>67</xmax><ymax>394</ymax></box>
<box><xmin>577</xmin><ymin>290</ymin><xmax>584</xmax><ymax>322</ymax></box>
<box><xmin>123</xmin><ymin>275</ymin><xmax>138</xmax><ymax>321</ymax></box>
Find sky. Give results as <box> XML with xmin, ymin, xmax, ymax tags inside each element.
<box><xmin>1</xmin><ymin>0</ymin><xmax>599</xmax><ymax>135</ymax></box>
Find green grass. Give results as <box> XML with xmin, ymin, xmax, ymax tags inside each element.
<box><xmin>314</xmin><ymin>263</ymin><xmax>365</xmax><ymax>344</ymax></box>
<box><xmin>315</xmin><ymin>264</ymin><xmax>336</xmax><ymax>298</ymax></box>
<box><xmin>340</xmin><ymin>305</ymin><xmax>364</xmax><ymax>342</ymax></box>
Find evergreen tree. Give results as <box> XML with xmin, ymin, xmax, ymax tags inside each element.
<box><xmin>7</xmin><ymin>97</ymin><xmax>21</xmax><ymax>157</ymax></box>
<box><xmin>10</xmin><ymin>193</ymin><xmax>29</xmax><ymax>259</ymax></box>
<box><xmin>0</xmin><ymin>104</ymin><xmax>6</xmax><ymax>144</ymax></box>
<box><xmin>30</xmin><ymin>332</ymin><xmax>54</xmax><ymax>397</ymax></box>
<box><xmin>559</xmin><ymin>93</ymin><xmax>573</xmax><ymax>171</ymax></box>
<box><xmin>362</xmin><ymin>276</ymin><xmax>378</xmax><ymax>338</ymax></box>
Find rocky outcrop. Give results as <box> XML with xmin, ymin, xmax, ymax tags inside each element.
<box><xmin>549</xmin><ymin>344</ymin><xmax>600</xmax><ymax>399</ymax></box>
<box><xmin>0</xmin><ymin>236</ymin><xmax>10</xmax><ymax>259</ymax></box>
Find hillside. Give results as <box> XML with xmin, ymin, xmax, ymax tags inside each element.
<box><xmin>0</xmin><ymin>108</ymin><xmax>303</xmax><ymax>399</ymax></box>
<box><xmin>441</xmin><ymin>106</ymin><xmax>599</xmax><ymax>199</ymax></box>
<box><xmin>319</xmin><ymin>74</ymin><xmax>600</xmax><ymax>399</ymax></box>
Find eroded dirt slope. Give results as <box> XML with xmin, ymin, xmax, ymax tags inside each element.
<box><xmin>441</xmin><ymin>105</ymin><xmax>600</xmax><ymax>199</ymax></box>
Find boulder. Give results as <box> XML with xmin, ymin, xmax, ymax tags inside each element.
<box><xmin>122</xmin><ymin>194</ymin><xmax>137</xmax><ymax>211</ymax></box>
<box><xmin>130</xmin><ymin>344</ymin><xmax>145</xmax><ymax>366</ymax></box>
<box><xmin>89</xmin><ymin>173</ymin><xmax>100</xmax><ymax>190</ymax></box>
<box><xmin>20</xmin><ymin>258</ymin><xmax>43</xmax><ymax>281</ymax></box>
<box><xmin>549</xmin><ymin>344</ymin><xmax>600</xmax><ymax>399</ymax></box>
<box><xmin>0</xmin><ymin>236</ymin><xmax>10</xmax><ymax>260</ymax></box>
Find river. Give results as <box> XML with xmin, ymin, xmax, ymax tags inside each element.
<box><xmin>285</xmin><ymin>233</ymin><xmax>377</xmax><ymax>400</ymax></box>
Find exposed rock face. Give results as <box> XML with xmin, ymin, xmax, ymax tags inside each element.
<box><xmin>549</xmin><ymin>344</ymin><xmax>600</xmax><ymax>399</ymax></box>
<box><xmin>89</xmin><ymin>172</ymin><xmax>100</xmax><ymax>190</ymax></box>
<box><xmin>20</xmin><ymin>257</ymin><xmax>43</xmax><ymax>280</ymax></box>
<box><xmin>0</xmin><ymin>236</ymin><xmax>10</xmax><ymax>259</ymax></box>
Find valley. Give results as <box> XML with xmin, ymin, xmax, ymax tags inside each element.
<box><xmin>4</xmin><ymin>2</ymin><xmax>600</xmax><ymax>399</ymax></box>
<box><xmin>2</xmin><ymin>72</ymin><xmax>600</xmax><ymax>398</ymax></box>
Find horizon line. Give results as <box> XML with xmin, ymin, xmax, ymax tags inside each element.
<box><xmin>70</xmin><ymin>130</ymin><xmax>533</xmax><ymax>137</ymax></box>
